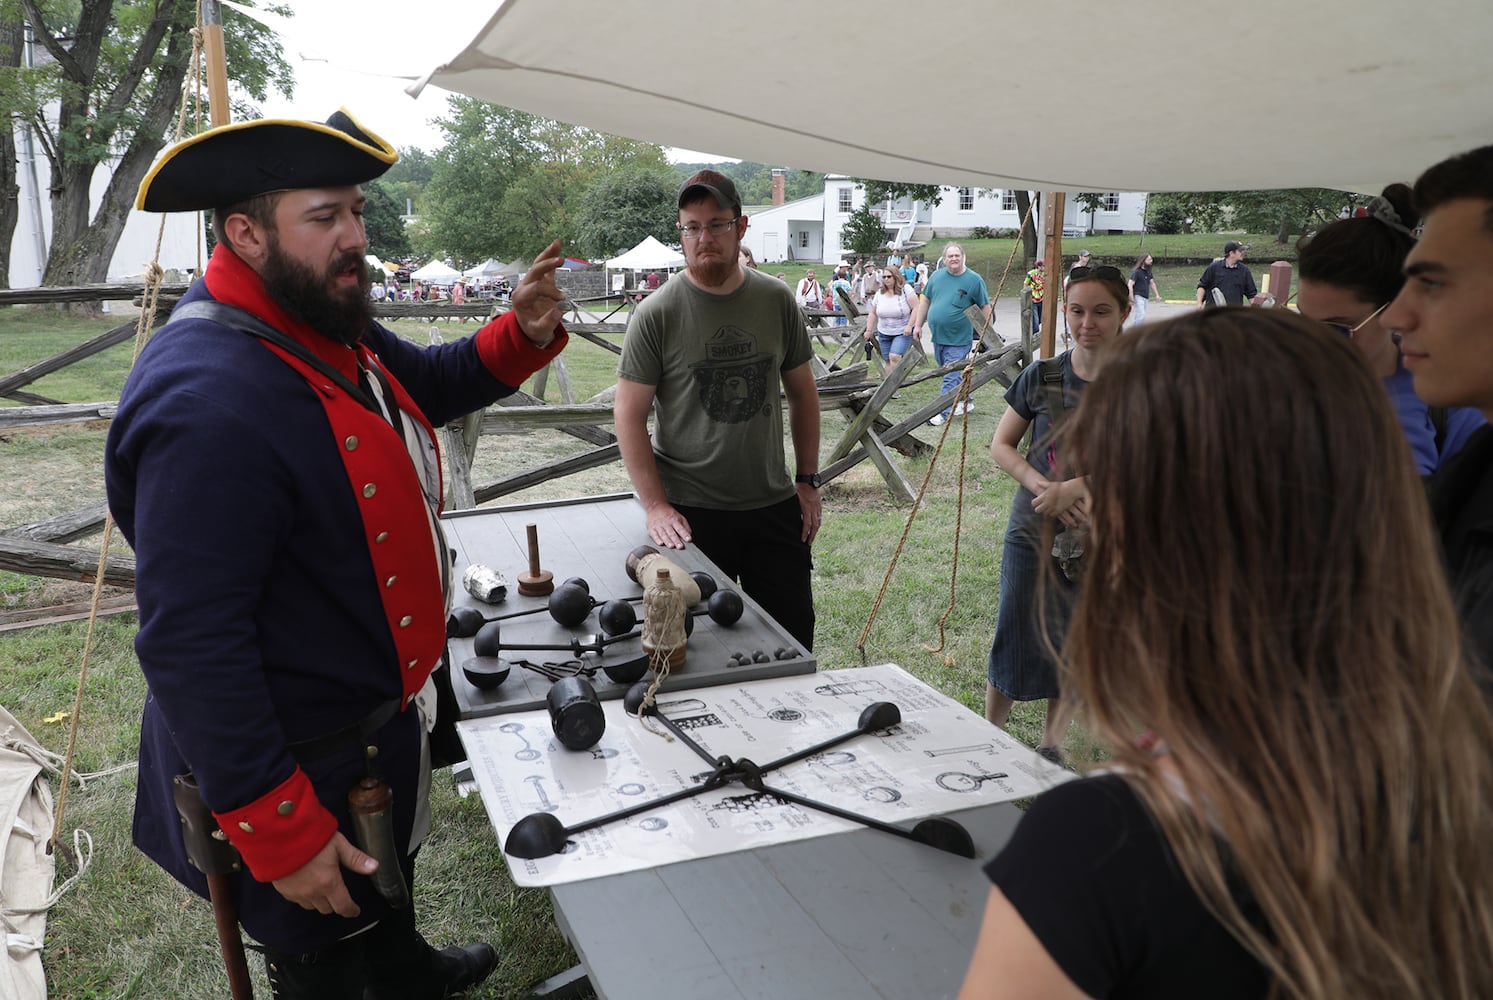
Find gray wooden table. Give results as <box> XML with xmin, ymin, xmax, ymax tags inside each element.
<box><xmin>548</xmin><ymin>800</ymin><xmax>1019</xmax><ymax>999</ymax></box>
<box><xmin>442</xmin><ymin>494</ymin><xmax>816</xmax><ymax>717</ymax></box>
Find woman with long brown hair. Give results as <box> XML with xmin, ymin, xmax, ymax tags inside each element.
<box><xmin>960</xmin><ymin>309</ymin><xmax>1493</xmax><ymax>999</ymax></box>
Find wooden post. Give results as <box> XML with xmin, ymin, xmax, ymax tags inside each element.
<box><xmin>199</xmin><ymin>0</ymin><xmax>231</xmax><ymax>128</ymax></box>
<box><xmin>1040</xmin><ymin>192</ymin><xmax>1065</xmax><ymax>360</ymax></box>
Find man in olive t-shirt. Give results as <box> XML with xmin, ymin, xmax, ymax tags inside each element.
<box><xmin>615</xmin><ymin>170</ymin><xmax>821</xmax><ymax>649</ymax></box>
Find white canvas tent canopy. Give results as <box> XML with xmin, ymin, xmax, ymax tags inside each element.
<box><xmin>415</xmin><ymin>0</ymin><xmax>1493</xmax><ymax>194</ymax></box>
<box><xmin>463</xmin><ymin>258</ymin><xmax>508</xmax><ymax>279</ymax></box>
<box><xmin>605</xmin><ymin>235</ymin><xmax>685</xmax><ymax>272</ymax></box>
<box><xmin>409</xmin><ymin>259</ymin><xmax>462</xmax><ymax>285</ymax></box>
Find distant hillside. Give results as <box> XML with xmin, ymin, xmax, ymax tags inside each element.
<box><xmin>672</xmin><ymin>161</ymin><xmax>825</xmax><ymax>205</ymax></box>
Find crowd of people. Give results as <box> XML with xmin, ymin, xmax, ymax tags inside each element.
<box><xmin>114</xmin><ymin>103</ymin><xmax>1492</xmax><ymax>999</ymax></box>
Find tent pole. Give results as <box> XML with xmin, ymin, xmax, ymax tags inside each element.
<box><xmin>200</xmin><ymin>0</ymin><xmax>231</xmax><ymax>127</ymax></box>
<box><xmin>1040</xmin><ymin>192</ymin><xmax>1065</xmax><ymax>359</ymax></box>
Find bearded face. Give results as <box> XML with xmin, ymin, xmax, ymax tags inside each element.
<box><xmin>260</xmin><ymin>231</ymin><xmax>373</xmax><ymax>347</ymax></box>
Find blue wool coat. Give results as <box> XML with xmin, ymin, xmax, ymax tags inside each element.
<box><xmin>104</xmin><ymin>252</ymin><xmax>564</xmax><ymax>951</ymax></box>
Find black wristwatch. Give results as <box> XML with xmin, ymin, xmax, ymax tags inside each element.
<box><xmin>795</xmin><ymin>472</ymin><xmax>823</xmax><ymax>489</ymax></box>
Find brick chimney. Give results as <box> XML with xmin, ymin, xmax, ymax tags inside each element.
<box><xmin>771</xmin><ymin>168</ymin><xmax>785</xmax><ymax>206</ymax></box>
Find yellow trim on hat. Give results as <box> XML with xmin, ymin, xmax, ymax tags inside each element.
<box><xmin>135</xmin><ymin>107</ymin><xmax>398</xmax><ymax>211</ymax></box>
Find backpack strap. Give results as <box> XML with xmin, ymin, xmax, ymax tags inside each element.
<box><xmin>1023</xmin><ymin>357</ymin><xmax>1071</xmax><ymax>457</ymax></box>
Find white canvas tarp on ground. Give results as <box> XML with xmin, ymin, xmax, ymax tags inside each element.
<box><xmin>415</xmin><ymin>0</ymin><xmax>1493</xmax><ymax>193</ymax></box>
<box><xmin>1</xmin><ymin>709</ymin><xmax>55</xmax><ymax>1000</ymax></box>
<box><xmin>604</xmin><ymin>235</ymin><xmax>685</xmax><ymax>271</ymax></box>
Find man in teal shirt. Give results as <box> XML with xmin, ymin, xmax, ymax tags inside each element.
<box><xmin>910</xmin><ymin>243</ymin><xmax>992</xmax><ymax>425</ymax></box>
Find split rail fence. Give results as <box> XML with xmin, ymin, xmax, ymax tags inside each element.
<box><xmin>0</xmin><ymin>283</ymin><xmax>1028</xmax><ymax>626</ymax></box>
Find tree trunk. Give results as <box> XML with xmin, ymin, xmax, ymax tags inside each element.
<box><xmin>0</xmin><ymin>20</ymin><xmax>22</xmax><ymax>289</ymax></box>
<box><xmin>39</xmin><ymin>0</ymin><xmax>196</xmax><ymax>291</ymax></box>
<box><xmin>1275</xmin><ymin>211</ymin><xmax>1292</xmax><ymax>245</ymax></box>
<box><xmin>1015</xmin><ymin>190</ymin><xmax>1038</xmax><ymax>263</ymax></box>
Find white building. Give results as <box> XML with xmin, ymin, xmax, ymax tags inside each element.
<box><xmin>741</xmin><ymin>170</ymin><xmax>1150</xmax><ymax>265</ymax></box>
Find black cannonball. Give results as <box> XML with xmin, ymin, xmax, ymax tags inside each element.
<box><xmin>447</xmin><ymin>606</ymin><xmax>484</xmax><ymax>639</ymax></box>
<box><xmin>548</xmin><ymin>583</ymin><xmax>593</xmax><ymax>628</ymax></box>
<box><xmin>473</xmin><ymin>620</ymin><xmax>503</xmax><ymax>657</ymax></box>
<box><xmin>461</xmin><ymin>656</ymin><xmax>510</xmax><ymax>691</ymax></box>
<box><xmin>597</xmin><ymin>599</ymin><xmax>637</xmax><ymax>636</ymax></box>
<box><xmin>707</xmin><ymin>589</ymin><xmax>745</xmax><ymax>627</ymax></box>
<box><xmin>683</xmin><ymin>610</ymin><xmax>695</xmax><ymax>637</ymax></box>
<box><xmin>602</xmin><ymin>653</ymin><xmax>649</xmax><ymax>685</ymax></box>
<box><xmin>689</xmin><ymin>571</ymin><xmax>718</xmax><ymax>604</ymax></box>
<box><xmin>751</xmin><ymin>650</ymin><xmax>770</xmax><ymax>663</ymax></box>
<box><xmin>561</xmin><ymin>576</ymin><xmax>590</xmax><ymax>595</ymax></box>
<box><xmin>623</xmin><ymin>680</ymin><xmax>656</xmax><ymax>716</ymax></box>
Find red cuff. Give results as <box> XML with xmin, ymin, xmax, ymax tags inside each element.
<box><xmin>213</xmin><ymin>767</ymin><xmax>338</xmax><ymax>883</ymax></box>
<box><xmin>474</xmin><ymin>311</ymin><xmax>568</xmax><ymax>388</ymax></box>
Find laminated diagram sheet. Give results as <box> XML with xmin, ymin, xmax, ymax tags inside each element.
<box><xmin>458</xmin><ymin>663</ymin><xmax>1070</xmax><ymax>886</ymax></box>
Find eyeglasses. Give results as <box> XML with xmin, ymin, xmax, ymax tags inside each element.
<box><xmin>1324</xmin><ymin>302</ymin><xmax>1388</xmax><ymax>339</ymax></box>
<box><xmin>1067</xmin><ymin>265</ymin><xmax>1124</xmax><ymax>280</ymax></box>
<box><xmin>676</xmin><ymin>218</ymin><xmax>740</xmax><ymax>240</ymax></box>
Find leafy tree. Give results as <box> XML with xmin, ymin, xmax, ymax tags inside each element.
<box><xmin>6</xmin><ymin>0</ymin><xmax>292</xmax><ymax>290</ymax></box>
<box><xmin>0</xmin><ymin>13</ymin><xmax>22</xmax><ymax>289</ymax></box>
<box><xmin>425</xmin><ymin>96</ymin><xmax>670</xmax><ymax>262</ymax></box>
<box><xmin>1147</xmin><ymin>192</ymin><xmax>1229</xmax><ymax>233</ymax></box>
<box><xmin>574</xmin><ymin>165</ymin><xmax>679</xmax><ymax>259</ymax></box>
<box><xmin>670</xmin><ymin>161</ymin><xmax>825</xmax><ymax>205</ymax></box>
<box><xmin>1073</xmin><ymin>192</ymin><xmax>1106</xmax><ymax>236</ymax></box>
<box><xmin>363</xmin><ymin>180</ymin><xmax>411</xmax><ymax>259</ymax></box>
<box><xmin>1224</xmin><ymin>188</ymin><xmax>1356</xmax><ymax>243</ymax></box>
<box><xmin>856</xmin><ymin>179</ymin><xmax>944</xmax><ymax>208</ymax></box>
<box><xmin>380</xmin><ymin>145</ymin><xmax>434</xmax><ymax>218</ymax></box>
<box><xmin>841</xmin><ymin>206</ymin><xmax>890</xmax><ymax>256</ymax></box>
<box><xmin>1012</xmin><ymin>189</ymin><xmax>1038</xmax><ymax>262</ymax></box>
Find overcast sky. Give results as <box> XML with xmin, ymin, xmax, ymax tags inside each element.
<box><xmin>231</xmin><ymin>0</ymin><xmax>728</xmax><ymax>161</ymax></box>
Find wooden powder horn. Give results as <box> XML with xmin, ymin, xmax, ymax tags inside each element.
<box><xmin>517</xmin><ymin>523</ymin><xmax>555</xmax><ymax>597</ymax></box>
<box><xmin>625</xmin><ymin>544</ymin><xmax>701</xmax><ymax>606</ymax></box>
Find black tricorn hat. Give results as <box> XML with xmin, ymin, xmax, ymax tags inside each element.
<box><xmin>136</xmin><ymin>108</ymin><xmax>398</xmax><ymax>213</ymax></box>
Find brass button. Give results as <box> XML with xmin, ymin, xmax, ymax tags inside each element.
<box><xmin>375</xmin><ymin>531</ymin><xmax>389</xmax><ymax>544</ymax></box>
<box><xmin>363</xmin><ymin>483</ymin><xmax>377</xmax><ymax>498</ymax></box>
<box><xmin>405</xmin><ymin>693</ymin><xmax>416</xmax><ymax>705</ymax></box>
<box><xmin>238</xmin><ymin>821</ymin><xmax>255</xmax><ymax>834</ymax></box>
<box><xmin>345</xmin><ymin>435</ymin><xmax>359</xmax><ymax>451</ymax></box>
<box><xmin>398</xmin><ymin>615</ymin><xmax>413</xmax><ymax>628</ymax></box>
<box><xmin>406</xmin><ymin>658</ymin><xmax>418</xmax><ymax>671</ymax></box>
<box><xmin>276</xmin><ymin>800</ymin><xmax>294</xmax><ymax>816</ymax></box>
<box><xmin>385</xmin><ymin>575</ymin><xmax>397</xmax><ymax>588</ymax></box>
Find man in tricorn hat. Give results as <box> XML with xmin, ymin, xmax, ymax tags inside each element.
<box><xmin>105</xmin><ymin>108</ymin><xmax>569</xmax><ymax>998</ymax></box>
<box><xmin>615</xmin><ymin>169</ymin><xmax>821</xmax><ymax>649</ymax></box>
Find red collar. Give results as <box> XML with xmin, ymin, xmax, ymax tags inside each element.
<box><xmin>203</xmin><ymin>245</ymin><xmax>363</xmax><ymax>382</ymax></box>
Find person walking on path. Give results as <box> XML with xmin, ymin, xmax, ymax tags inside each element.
<box><xmin>909</xmin><ymin>242</ymin><xmax>992</xmax><ymax>426</ymax></box>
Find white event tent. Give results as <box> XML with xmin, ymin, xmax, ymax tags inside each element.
<box><xmin>414</xmin><ymin>0</ymin><xmax>1493</xmax><ymax>195</ymax></box>
<box><xmin>409</xmin><ymin>259</ymin><xmax>462</xmax><ymax>285</ymax></box>
<box><xmin>463</xmin><ymin>258</ymin><xmax>508</xmax><ymax>279</ymax></box>
<box><xmin>605</xmin><ymin>235</ymin><xmax>685</xmax><ymax>272</ymax></box>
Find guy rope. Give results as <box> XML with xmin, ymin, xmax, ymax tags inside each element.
<box><xmin>855</xmin><ymin>199</ymin><xmax>1037</xmax><ymax>666</ymax></box>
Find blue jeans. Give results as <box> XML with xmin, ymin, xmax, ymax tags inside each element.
<box><xmin>877</xmin><ymin>330</ymin><xmax>913</xmax><ymax>360</ymax></box>
<box><xmin>934</xmin><ymin>342</ymin><xmax>972</xmax><ymax>417</ymax></box>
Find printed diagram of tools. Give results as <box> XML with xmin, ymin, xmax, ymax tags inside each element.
<box><xmin>458</xmin><ymin>662</ymin><xmax>1070</xmax><ymax>886</ymax></box>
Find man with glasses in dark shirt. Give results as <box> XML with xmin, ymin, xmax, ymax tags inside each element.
<box><xmin>614</xmin><ymin>170</ymin><xmax>821</xmax><ymax>649</ymax></box>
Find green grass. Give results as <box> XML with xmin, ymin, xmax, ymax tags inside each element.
<box><xmin>2</xmin><ymin>306</ymin><xmax>1075</xmax><ymax>998</ymax></box>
